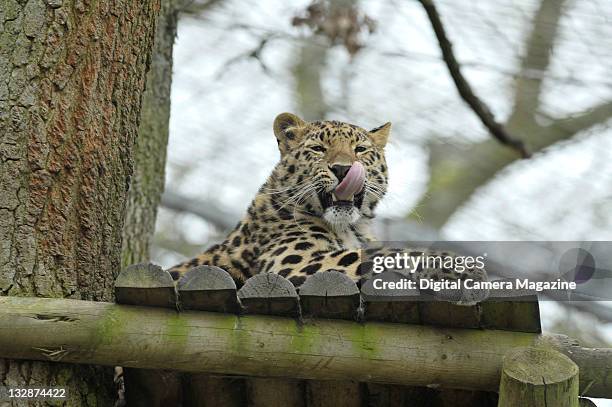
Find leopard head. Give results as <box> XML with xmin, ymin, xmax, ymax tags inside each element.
<box><xmin>269</xmin><ymin>112</ymin><xmax>390</xmax><ymax>231</ymax></box>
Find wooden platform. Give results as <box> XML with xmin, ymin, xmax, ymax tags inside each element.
<box><xmin>115</xmin><ymin>263</ymin><xmax>542</xmax><ymax>407</ymax></box>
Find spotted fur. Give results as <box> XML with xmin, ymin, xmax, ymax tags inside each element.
<box><xmin>168</xmin><ymin>113</ymin><xmax>487</xmax><ymax>304</ymax></box>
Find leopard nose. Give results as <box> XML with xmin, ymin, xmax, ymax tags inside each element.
<box><xmin>330</xmin><ymin>165</ymin><xmax>352</xmax><ymax>182</ymax></box>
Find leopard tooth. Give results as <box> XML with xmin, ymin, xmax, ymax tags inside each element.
<box><xmin>332</xmin><ymin>192</ymin><xmax>338</xmax><ymax>202</ymax></box>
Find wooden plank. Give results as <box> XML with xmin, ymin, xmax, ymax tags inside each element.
<box><xmin>238</xmin><ymin>273</ymin><xmax>299</xmax><ymax>317</ymax></box>
<box><xmin>179</xmin><ymin>266</ymin><xmax>244</xmax><ymax>407</ymax></box>
<box><xmin>360</xmin><ymin>271</ymin><xmax>420</xmax><ymax>324</ymax></box>
<box><xmin>418</xmin><ymin>283</ymin><xmax>481</xmax><ymax>328</ymax></box>
<box><xmin>301</xmin><ymin>271</ymin><xmax>363</xmax><ymax>406</ymax></box>
<box><xmin>239</xmin><ymin>273</ymin><xmax>303</xmax><ymax>405</ymax></box>
<box><xmin>115</xmin><ymin>263</ymin><xmax>176</xmax><ymax>308</ymax></box>
<box><xmin>177</xmin><ymin>265</ymin><xmax>239</xmax><ymax>313</ymax></box>
<box><xmin>114</xmin><ymin>263</ymin><xmax>181</xmax><ymax>405</ymax></box>
<box><xmin>480</xmin><ymin>283</ymin><xmax>541</xmax><ymax>333</ymax></box>
<box><xmin>299</xmin><ymin>270</ymin><xmax>360</xmax><ymax>319</ymax></box>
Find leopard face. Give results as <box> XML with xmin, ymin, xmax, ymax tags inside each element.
<box><xmin>269</xmin><ymin>113</ymin><xmax>391</xmax><ymax>231</ymax></box>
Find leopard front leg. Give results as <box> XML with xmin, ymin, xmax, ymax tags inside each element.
<box><xmin>277</xmin><ymin>247</ymin><xmax>489</xmax><ymax>306</ymax></box>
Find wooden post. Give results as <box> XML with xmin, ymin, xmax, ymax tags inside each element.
<box><xmin>300</xmin><ymin>271</ymin><xmax>364</xmax><ymax>406</ymax></box>
<box><xmin>360</xmin><ymin>271</ymin><xmax>420</xmax><ymax>324</ymax></box>
<box><xmin>178</xmin><ymin>266</ymin><xmax>245</xmax><ymax>407</ymax></box>
<box><xmin>114</xmin><ymin>263</ymin><xmax>182</xmax><ymax>406</ymax></box>
<box><xmin>361</xmin><ymin>271</ymin><xmax>426</xmax><ymax>406</ymax></box>
<box><xmin>418</xmin><ymin>294</ymin><xmax>481</xmax><ymax>329</ymax></box>
<box><xmin>299</xmin><ymin>270</ymin><xmax>360</xmax><ymax>319</ymax></box>
<box><xmin>480</xmin><ymin>284</ymin><xmax>540</xmax><ymax>333</ymax></box>
<box><xmin>238</xmin><ymin>273</ymin><xmax>304</xmax><ymax>406</ymax></box>
<box><xmin>115</xmin><ymin>263</ymin><xmax>177</xmax><ymax>308</ymax></box>
<box><xmin>177</xmin><ymin>265</ymin><xmax>240</xmax><ymax>313</ymax></box>
<box><xmin>498</xmin><ymin>347</ymin><xmax>579</xmax><ymax>407</ymax></box>
<box><xmin>238</xmin><ymin>273</ymin><xmax>299</xmax><ymax>317</ymax></box>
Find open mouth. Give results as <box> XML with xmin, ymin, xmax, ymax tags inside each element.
<box><xmin>319</xmin><ymin>188</ymin><xmax>365</xmax><ymax>210</ymax></box>
<box><xmin>318</xmin><ymin>161</ymin><xmax>366</xmax><ymax>211</ymax></box>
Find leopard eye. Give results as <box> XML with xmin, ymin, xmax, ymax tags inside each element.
<box><xmin>311</xmin><ymin>145</ymin><xmax>326</xmax><ymax>153</ymax></box>
<box><xmin>355</xmin><ymin>145</ymin><xmax>367</xmax><ymax>153</ymax></box>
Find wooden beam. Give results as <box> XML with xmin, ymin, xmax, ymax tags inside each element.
<box><xmin>0</xmin><ymin>296</ymin><xmax>610</xmax><ymax>398</ymax></box>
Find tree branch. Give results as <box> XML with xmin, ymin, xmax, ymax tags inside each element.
<box><xmin>160</xmin><ymin>190</ymin><xmax>237</xmax><ymax>230</ymax></box>
<box><xmin>543</xmin><ymin>101</ymin><xmax>612</xmax><ymax>137</ymax></box>
<box><xmin>417</xmin><ymin>0</ymin><xmax>531</xmax><ymax>158</ymax></box>
<box><xmin>508</xmin><ymin>0</ymin><xmax>567</xmax><ymax>128</ymax></box>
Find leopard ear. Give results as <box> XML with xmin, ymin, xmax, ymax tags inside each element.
<box><xmin>273</xmin><ymin>113</ymin><xmax>306</xmax><ymax>154</ymax></box>
<box><xmin>369</xmin><ymin>122</ymin><xmax>391</xmax><ymax>147</ymax></box>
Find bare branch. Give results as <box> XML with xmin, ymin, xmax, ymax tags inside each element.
<box><xmin>543</xmin><ymin>101</ymin><xmax>612</xmax><ymax>137</ymax></box>
<box><xmin>214</xmin><ymin>35</ymin><xmax>274</xmax><ymax>79</ymax></box>
<box><xmin>417</xmin><ymin>0</ymin><xmax>531</xmax><ymax>158</ymax></box>
<box><xmin>160</xmin><ymin>190</ymin><xmax>237</xmax><ymax>230</ymax></box>
<box><xmin>508</xmin><ymin>0</ymin><xmax>567</xmax><ymax>127</ymax></box>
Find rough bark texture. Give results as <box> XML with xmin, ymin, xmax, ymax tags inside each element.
<box><xmin>121</xmin><ymin>0</ymin><xmax>177</xmax><ymax>268</ymax></box>
<box><xmin>0</xmin><ymin>0</ymin><xmax>160</xmax><ymax>404</ymax></box>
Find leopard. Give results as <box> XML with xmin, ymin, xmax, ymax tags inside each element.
<box><xmin>168</xmin><ymin>113</ymin><xmax>488</xmax><ymax>305</ymax></box>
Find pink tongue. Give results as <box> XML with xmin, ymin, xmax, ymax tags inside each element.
<box><xmin>334</xmin><ymin>161</ymin><xmax>365</xmax><ymax>200</ymax></box>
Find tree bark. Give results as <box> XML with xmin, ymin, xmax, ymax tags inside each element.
<box><xmin>0</xmin><ymin>0</ymin><xmax>159</xmax><ymax>404</ymax></box>
<box><xmin>121</xmin><ymin>0</ymin><xmax>177</xmax><ymax>268</ymax></box>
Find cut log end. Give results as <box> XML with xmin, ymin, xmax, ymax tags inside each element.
<box><xmin>177</xmin><ymin>265</ymin><xmax>239</xmax><ymax>313</ymax></box>
<box><xmin>498</xmin><ymin>347</ymin><xmax>579</xmax><ymax>407</ymax></box>
<box><xmin>300</xmin><ymin>270</ymin><xmax>360</xmax><ymax>319</ymax></box>
<box><xmin>115</xmin><ymin>263</ymin><xmax>176</xmax><ymax>308</ymax></box>
<box><xmin>238</xmin><ymin>273</ymin><xmax>299</xmax><ymax>316</ymax></box>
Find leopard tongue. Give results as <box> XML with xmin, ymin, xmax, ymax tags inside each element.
<box><xmin>334</xmin><ymin>161</ymin><xmax>365</xmax><ymax>201</ymax></box>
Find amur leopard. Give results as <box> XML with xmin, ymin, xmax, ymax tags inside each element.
<box><xmin>168</xmin><ymin>113</ymin><xmax>488</xmax><ymax>305</ymax></box>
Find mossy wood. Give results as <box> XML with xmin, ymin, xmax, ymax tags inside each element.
<box><xmin>498</xmin><ymin>347</ymin><xmax>579</xmax><ymax>407</ymax></box>
<box><xmin>362</xmin><ymin>272</ymin><xmax>498</xmax><ymax>406</ymax></box>
<box><xmin>179</xmin><ymin>266</ymin><xmax>243</xmax><ymax>407</ymax></box>
<box><xmin>1</xmin><ymin>296</ymin><xmax>609</xmax><ymax>399</ymax></box>
<box><xmin>301</xmin><ymin>271</ymin><xmax>363</xmax><ymax>406</ymax></box>
<box><xmin>239</xmin><ymin>273</ymin><xmax>303</xmax><ymax>405</ymax></box>
<box><xmin>115</xmin><ymin>263</ymin><xmax>181</xmax><ymax>406</ymax></box>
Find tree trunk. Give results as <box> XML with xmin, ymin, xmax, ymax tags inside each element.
<box><xmin>119</xmin><ymin>1</ymin><xmax>179</xmax><ymax>404</ymax></box>
<box><xmin>121</xmin><ymin>0</ymin><xmax>177</xmax><ymax>268</ymax></box>
<box><xmin>0</xmin><ymin>0</ymin><xmax>159</xmax><ymax>404</ymax></box>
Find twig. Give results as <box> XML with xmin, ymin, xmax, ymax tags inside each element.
<box><xmin>417</xmin><ymin>0</ymin><xmax>531</xmax><ymax>158</ymax></box>
<box><xmin>214</xmin><ymin>35</ymin><xmax>274</xmax><ymax>79</ymax></box>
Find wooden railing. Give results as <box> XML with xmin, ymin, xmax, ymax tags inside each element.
<box><xmin>0</xmin><ymin>263</ymin><xmax>610</xmax><ymax>406</ymax></box>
